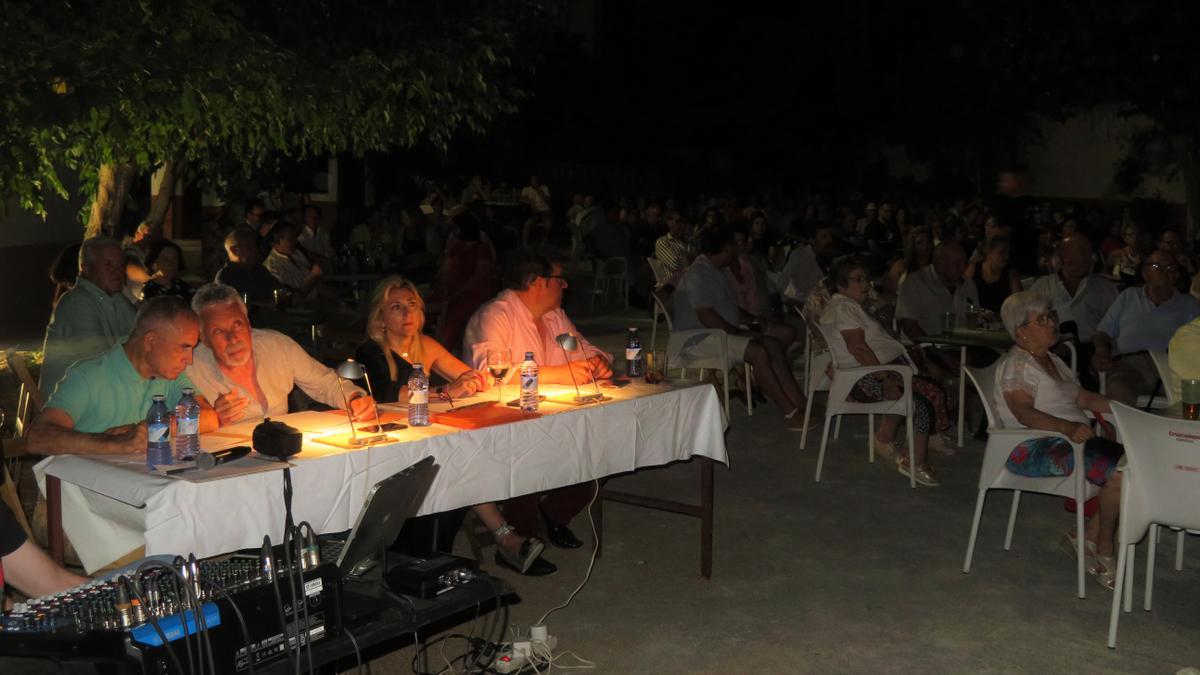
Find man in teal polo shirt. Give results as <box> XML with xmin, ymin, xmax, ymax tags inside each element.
<box><xmin>28</xmin><ymin>297</ymin><xmax>219</xmax><ymax>455</ymax></box>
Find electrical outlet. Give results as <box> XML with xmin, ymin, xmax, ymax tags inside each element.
<box><xmin>491</xmin><ymin>635</ymin><xmax>557</xmax><ymax>673</ymax></box>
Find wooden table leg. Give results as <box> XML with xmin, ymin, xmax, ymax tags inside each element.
<box><xmin>46</xmin><ymin>475</ymin><xmax>64</xmax><ymax>565</ymax></box>
<box><xmin>700</xmin><ymin>457</ymin><xmax>713</xmax><ymax>580</ymax></box>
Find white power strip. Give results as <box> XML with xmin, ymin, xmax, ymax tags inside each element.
<box><xmin>492</xmin><ymin>635</ymin><xmax>558</xmax><ymax>673</ymax></box>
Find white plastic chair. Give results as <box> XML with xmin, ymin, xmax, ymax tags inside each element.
<box><xmin>801</xmin><ymin>320</ymin><xmax>917</xmax><ymax>487</ymax></box>
<box><xmin>1106</xmin><ymin>402</ymin><xmax>1200</xmax><ymax>648</ymax></box>
<box><xmin>961</xmin><ymin>363</ymin><xmax>1099</xmax><ymax>599</ymax></box>
<box><xmin>647</xmin><ymin>257</ymin><xmax>670</xmax><ymax>289</ymax></box>
<box><xmin>654</xmin><ymin>291</ymin><xmax>752</xmax><ymax>420</ymax></box>
<box><xmin>591</xmin><ymin>257</ymin><xmax>630</xmax><ymax>310</ymax></box>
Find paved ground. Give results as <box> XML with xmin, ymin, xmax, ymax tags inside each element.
<box><xmin>364</xmin><ymin>302</ymin><xmax>1200</xmax><ymax>674</ymax></box>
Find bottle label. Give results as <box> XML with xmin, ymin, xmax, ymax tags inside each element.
<box><xmin>522</xmin><ymin>374</ymin><xmax>537</xmax><ymax>391</ymax></box>
<box><xmin>409</xmin><ymin>389</ymin><xmax>428</xmax><ymax>405</ymax></box>
<box><xmin>626</xmin><ymin>347</ymin><xmax>641</xmax><ymax>361</ymax></box>
<box><xmin>177</xmin><ymin>419</ymin><xmax>198</xmax><ymax>436</ymax></box>
<box><xmin>148</xmin><ymin>423</ymin><xmax>170</xmax><ymax>443</ymax></box>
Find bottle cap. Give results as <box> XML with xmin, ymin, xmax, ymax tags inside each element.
<box><xmin>152</xmin><ymin>394</ymin><xmax>165</xmax><ymax>401</ymax></box>
<box><xmin>628</xmin><ymin>327</ymin><xmax>636</xmax><ymax>331</ymax></box>
<box><xmin>182</xmin><ymin>387</ymin><xmax>193</xmax><ymax>395</ymax></box>
<box><xmin>525</xmin><ymin>352</ymin><xmax>534</xmax><ymax>360</ymax></box>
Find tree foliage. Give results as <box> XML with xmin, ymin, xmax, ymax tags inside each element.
<box><xmin>0</xmin><ymin>0</ymin><xmax>542</xmax><ymax>228</ymax></box>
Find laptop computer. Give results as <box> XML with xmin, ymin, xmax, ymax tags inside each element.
<box><xmin>319</xmin><ymin>455</ymin><xmax>439</xmax><ymax>578</ymax></box>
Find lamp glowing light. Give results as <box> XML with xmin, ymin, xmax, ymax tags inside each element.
<box><xmin>336</xmin><ymin>359</ymin><xmax>385</xmax><ymax>445</ymax></box>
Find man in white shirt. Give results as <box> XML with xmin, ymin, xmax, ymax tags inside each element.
<box><xmin>895</xmin><ymin>241</ymin><xmax>981</xmax><ymax>373</ymax></box>
<box><xmin>185</xmin><ymin>283</ymin><xmax>376</xmax><ymax>426</ymax></box>
<box><xmin>463</xmin><ymin>248</ymin><xmax>611</xmax><ymax>550</ymax></box>
<box><xmin>1028</xmin><ymin>234</ymin><xmax>1118</xmax><ymax>388</ymax></box>
<box><xmin>40</xmin><ymin>237</ymin><xmax>138</xmax><ymax>393</ymax></box>
<box><xmin>298</xmin><ymin>204</ymin><xmax>334</xmax><ymax>261</ymax></box>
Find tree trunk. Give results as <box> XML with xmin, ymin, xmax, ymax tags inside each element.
<box><xmin>84</xmin><ymin>162</ymin><xmax>136</xmax><ymax>239</ymax></box>
<box><xmin>1175</xmin><ymin>138</ymin><xmax>1200</xmax><ymax>242</ymax></box>
<box><xmin>145</xmin><ymin>159</ymin><xmax>182</xmax><ymax>230</ymax></box>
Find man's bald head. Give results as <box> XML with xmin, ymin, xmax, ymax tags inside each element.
<box><xmin>932</xmin><ymin>241</ymin><xmax>967</xmax><ymax>284</ymax></box>
<box><xmin>1058</xmin><ymin>234</ymin><xmax>1094</xmax><ymax>282</ymax></box>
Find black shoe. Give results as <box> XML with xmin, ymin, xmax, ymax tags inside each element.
<box><xmin>544</xmin><ymin>521</ymin><xmax>584</xmax><ymax>549</ymax></box>
<box><xmin>494</xmin><ymin>550</ymin><xmax>558</xmax><ymax>576</ymax></box>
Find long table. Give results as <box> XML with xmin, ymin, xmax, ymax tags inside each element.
<box><xmin>37</xmin><ymin>380</ymin><xmax>728</xmax><ymax>576</ymax></box>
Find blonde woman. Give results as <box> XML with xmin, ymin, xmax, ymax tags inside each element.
<box><xmin>357</xmin><ymin>276</ymin><xmax>557</xmax><ymax>576</ymax></box>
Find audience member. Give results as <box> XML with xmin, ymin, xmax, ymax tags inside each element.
<box><xmin>40</xmin><ymin>237</ymin><xmax>138</xmax><ymax>393</ymax></box>
<box><xmin>520</xmin><ymin>175</ymin><xmax>553</xmax><ymax>246</ymax></box>
<box><xmin>1168</xmin><ymin>315</ymin><xmax>1200</xmax><ymax>402</ymax></box>
<box><xmin>654</xmin><ymin>211</ymin><xmax>695</xmax><ymax>288</ymax></box>
<box><xmin>185</xmin><ymin>283</ymin><xmax>374</xmax><ymax>426</ymax></box>
<box><xmin>463</xmin><ymin>248</ymin><xmax>609</xmax><ymax>551</ymax></box>
<box><xmin>781</xmin><ymin>225</ymin><xmax>834</xmax><ymax>304</ymax></box>
<box><xmin>672</xmin><ymin>227</ymin><xmax>814</xmax><ymax>430</ymax></box>
<box><xmin>996</xmin><ymin>291</ymin><xmax>1122</xmax><ymax>590</ymax></box>
<box><xmin>140</xmin><ymin>239</ymin><xmax>192</xmax><ymax>302</ymax></box>
<box><xmin>48</xmin><ymin>242</ymin><xmax>82</xmax><ymax>308</ymax></box>
<box><xmin>28</xmin><ymin>297</ymin><xmax>218</xmax><ymax>456</ymax></box>
<box><xmin>1104</xmin><ymin>222</ymin><xmax>1142</xmax><ymax>285</ymax></box>
<box><xmin>895</xmin><ymin>241</ymin><xmax>980</xmax><ymax>342</ymax></box>
<box><xmin>216</xmin><ymin>227</ymin><xmax>282</xmax><ymax>305</ymax></box>
<box><xmin>972</xmin><ymin>237</ymin><xmax>1022</xmax><ymax>313</ymax></box>
<box><xmin>263</xmin><ymin>222</ymin><xmax>325</xmax><ymax>301</ymax></box>
<box><xmin>298</xmin><ymin>204</ymin><xmax>334</xmax><ymax>262</ymax></box>
<box><xmin>1092</xmin><ymin>251</ymin><xmax>1200</xmax><ymax>405</ymax></box>
<box><xmin>819</xmin><ymin>257</ymin><xmax>950</xmax><ymax>485</ymax></box>
<box><xmin>435</xmin><ymin>213</ymin><xmax>498</xmax><ymax>353</ymax></box>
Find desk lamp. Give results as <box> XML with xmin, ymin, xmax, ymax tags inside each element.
<box><xmin>555</xmin><ymin>333</ymin><xmax>606</xmax><ymax>404</ymax></box>
<box><xmin>336</xmin><ymin>359</ymin><xmax>386</xmax><ymax>445</ymax></box>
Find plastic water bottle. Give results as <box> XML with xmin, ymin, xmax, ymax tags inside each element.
<box><xmin>174</xmin><ymin>388</ymin><xmax>201</xmax><ymax>461</ymax></box>
<box><xmin>520</xmin><ymin>352</ymin><xmax>539</xmax><ymax>412</ymax></box>
<box><xmin>625</xmin><ymin>327</ymin><xmax>643</xmax><ymax>377</ymax></box>
<box><xmin>146</xmin><ymin>395</ymin><xmax>173</xmax><ymax>469</ymax></box>
<box><xmin>408</xmin><ymin>363</ymin><xmax>430</xmax><ymax>426</ymax></box>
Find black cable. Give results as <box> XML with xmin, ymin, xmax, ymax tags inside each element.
<box><xmin>188</xmin><ymin>554</ymin><xmax>217</xmax><ymax>675</ymax></box>
<box><xmin>344</xmin><ymin>626</ymin><xmax>365</xmax><ymax>675</ymax></box>
<box><xmin>199</xmin><ymin>578</ymin><xmax>256</xmax><ymax>675</ymax></box>
<box><xmin>290</xmin><ymin>523</ymin><xmax>316</xmax><ymax>674</ymax></box>
<box><xmin>122</xmin><ymin>575</ymin><xmax>187</xmax><ymax>675</ymax></box>
<box><xmin>138</xmin><ymin>560</ymin><xmax>213</xmax><ymax>675</ymax></box>
<box><xmin>280</xmin><ymin>469</ymin><xmax>304</xmax><ymax>675</ymax></box>
<box><xmin>265</xmin><ymin>536</ymin><xmax>300</xmax><ymax>674</ymax></box>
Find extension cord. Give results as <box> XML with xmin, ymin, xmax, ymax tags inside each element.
<box><xmin>491</xmin><ymin>635</ymin><xmax>558</xmax><ymax>673</ymax></box>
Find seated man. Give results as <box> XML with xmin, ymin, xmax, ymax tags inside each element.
<box><xmin>27</xmin><ymin>297</ymin><xmax>219</xmax><ymax>456</ymax></box>
<box><xmin>2</xmin><ymin>501</ymin><xmax>86</xmax><ymax>607</ymax></box>
<box><xmin>40</xmin><ymin>237</ymin><xmax>137</xmax><ymax>394</ymax></box>
<box><xmin>1169</xmin><ymin>315</ymin><xmax>1200</xmax><ymax>401</ymax></box>
<box><xmin>186</xmin><ymin>283</ymin><xmax>376</xmax><ymax>425</ymax></box>
<box><xmin>263</xmin><ymin>222</ymin><xmax>325</xmax><ymax>301</ymax></box>
<box><xmin>895</xmin><ymin>241</ymin><xmax>982</xmax><ymax>372</ymax></box>
<box><xmin>1093</xmin><ymin>251</ymin><xmax>1200</xmax><ymax>405</ymax></box>
<box><xmin>672</xmin><ymin>226</ymin><xmax>813</xmax><ymax>430</ymax></box>
<box><xmin>1028</xmin><ymin>234</ymin><xmax>1118</xmax><ymax>388</ymax></box>
<box><xmin>216</xmin><ymin>227</ymin><xmax>282</xmax><ymax>306</ymax></box>
<box><xmin>464</xmin><ymin>248</ymin><xmax>612</xmax><ymax>550</ymax></box>
<box><xmin>654</xmin><ymin>211</ymin><xmax>695</xmax><ymax>289</ymax></box>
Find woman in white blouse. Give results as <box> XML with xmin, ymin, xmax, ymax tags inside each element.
<box><xmin>819</xmin><ymin>257</ymin><xmax>951</xmax><ymax>487</ymax></box>
<box><xmin>995</xmin><ymin>291</ymin><xmax>1123</xmax><ymax>589</ymax></box>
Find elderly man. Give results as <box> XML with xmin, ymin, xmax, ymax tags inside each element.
<box><xmin>654</xmin><ymin>211</ymin><xmax>695</xmax><ymax>289</ymax></box>
<box><xmin>1093</xmin><ymin>250</ymin><xmax>1200</xmax><ymax>405</ymax></box>
<box><xmin>185</xmin><ymin>283</ymin><xmax>375</xmax><ymax>426</ymax></box>
<box><xmin>674</xmin><ymin>226</ymin><xmax>814</xmax><ymax>430</ymax></box>
<box><xmin>27</xmin><ymin>297</ymin><xmax>218</xmax><ymax>456</ymax></box>
<box><xmin>463</xmin><ymin>248</ymin><xmax>611</xmax><ymax>550</ymax></box>
<box><xmin>896</xmin><ymin>241</ymin><xmax>981</xmax><ymax>342</ymax></box>
<box><xmin>1028</xmin><ymin>234</ymin><xmax>1118</xmax><ymax>388</ymax></box>
<box><xmin>40</xmin><ymin>237</ymin><xmax>138</xmax><ymax>394</ymax></box>
<box><xmin>216</xmin><ymin>227</ymin><xmax>282</xmax><ymax>305</ymax></box>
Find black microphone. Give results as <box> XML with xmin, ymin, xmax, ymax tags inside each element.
<box><xmin>197</xmin><ymin>445</ymin><xmax>252</xmax><ymax>470</ymax></box>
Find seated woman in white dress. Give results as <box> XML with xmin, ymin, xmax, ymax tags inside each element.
<box><xmin>819</xmin><ymin>257</ymin><xmax>951</xmax><ymax>487</ymax></box>
<box><xmin>995</xmin><ymin>290</ymin><xmax>1124</xmax><ymax>590</ymax></box>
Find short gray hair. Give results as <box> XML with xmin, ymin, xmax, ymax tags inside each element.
<box><xmin>78</xmin><ymin>236</ymin><xmax>121</xmax><ymax>273</ymax></box>
<box><xmin>1000</xmin><ymin>290</ymin><xmax>1052</xmax><ymax>338</ymax></box>
<box><xmin>191</xmin><ymin>282</ymin><xmax>247</xmax><ymax>320</ymax></box>
<box><xmin>132</xmin><ymin>296</ymin><xmax>196</xmax><ymax>337</ymax></box>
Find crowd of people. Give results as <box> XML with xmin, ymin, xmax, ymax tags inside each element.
<box><xmin>7</xmin><ymin>170</ymin><xmax>1200</xmax><ymax>602</ymax></box>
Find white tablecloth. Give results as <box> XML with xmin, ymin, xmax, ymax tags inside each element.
<box><xmin>36</xmin><ymin>382</ymin><xmax>727</xmax><ymax>572</ymax></box>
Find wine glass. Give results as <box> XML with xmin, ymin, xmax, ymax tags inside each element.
<box><xmin>487</xmin><ymin>349</ymin><xmax>512</xmax><ymax>403</ymax></box>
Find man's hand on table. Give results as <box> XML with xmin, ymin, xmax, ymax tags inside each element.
<box><xmin>104</xmin><ymin>422</ymin><xmax>147</xmax><ymax>454</ymax></box>
<box><xmin>214</xmin><ymin>390</ymin><xmax>250</xmax><ymax>426</ymax></box>
<box><xmin>586</xmin><ymin>356</ymin><xmax>613</xmax><ymax>381</ymax></box>
<box><xmin>349</xmin><ymin>395</ymin><xmax>378</xmax><ymax>421</ymax></box>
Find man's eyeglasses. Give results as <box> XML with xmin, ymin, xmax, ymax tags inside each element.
<box><xmin>1147</xmin><ymin>262</ymin><xmax>1178</xmax><ymax>273</ymax></box>
<box><xmin>1020</xmin><ymin>310</ymin><xmax>1058</xmax><ymax>328</ymax></box>
<box><xmin>543</xmin><ymin>274</ymin><xmax>568</xmax><ymax>285</ymax></box>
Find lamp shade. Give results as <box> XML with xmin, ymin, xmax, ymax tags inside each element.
<box><xmin>337</xmin><ymin>359</ymin><xmax>366</xmax><ymax>380</ymax></box>
<box><xmin>555</xmin><ymin>333</ymin><xmax>579</xmax><ymax>351</ymax></box>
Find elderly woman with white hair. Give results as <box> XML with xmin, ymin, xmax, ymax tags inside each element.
<box><xmin>995</xmin><ymin>290</ymin><xmax>1124</xmax><ymax>589</ymax></box>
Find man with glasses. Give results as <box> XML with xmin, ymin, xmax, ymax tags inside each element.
<box><xmin>463</xmin><ymin>247</ymin><xmax>612</xmax><ymax>552</ymax></box>
<box><xmin>1093</xmin><ymin>250</ymin><xmax>1200</xmax><ymax>405</ymax></box>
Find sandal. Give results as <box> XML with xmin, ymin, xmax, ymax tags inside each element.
<box><xmin>896</xmin><ymin>456</ymin><xmax>940</xmax><ymax>486</ymax></box>
<box><xmin>1092</xmin><ymin>554</ymin><xmax>1117</xmax><ymax>590</ymax></box>
<box><xmin>1060</xmin><ymin>530</ymin><xmax>1104</xmax><ymax>575</ymax></box>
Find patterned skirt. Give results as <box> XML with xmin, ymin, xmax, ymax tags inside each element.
<box><xmin>849</xmin><ymin>364</ymin><xmax>951</xmax><ymax>436</ymax></box>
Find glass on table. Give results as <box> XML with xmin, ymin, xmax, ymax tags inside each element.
<box><xmin>644</xmin><ymin>350</ymin><xmax>667</xmax><ymax>384</ymax></box>
<box><xmin>1183</xmin><ymin>379</ymin><xmax>1200</xmax><ymax>420</ymax></box>
<box><xmin>488</xmin><ymin>349</ymin><xmax>512</xmax><ymax>403</ymax></box>
<box><xmin>941</xmin><ymin>311</ymin><xmax>956</xmax><ymax>334</ymax></box>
